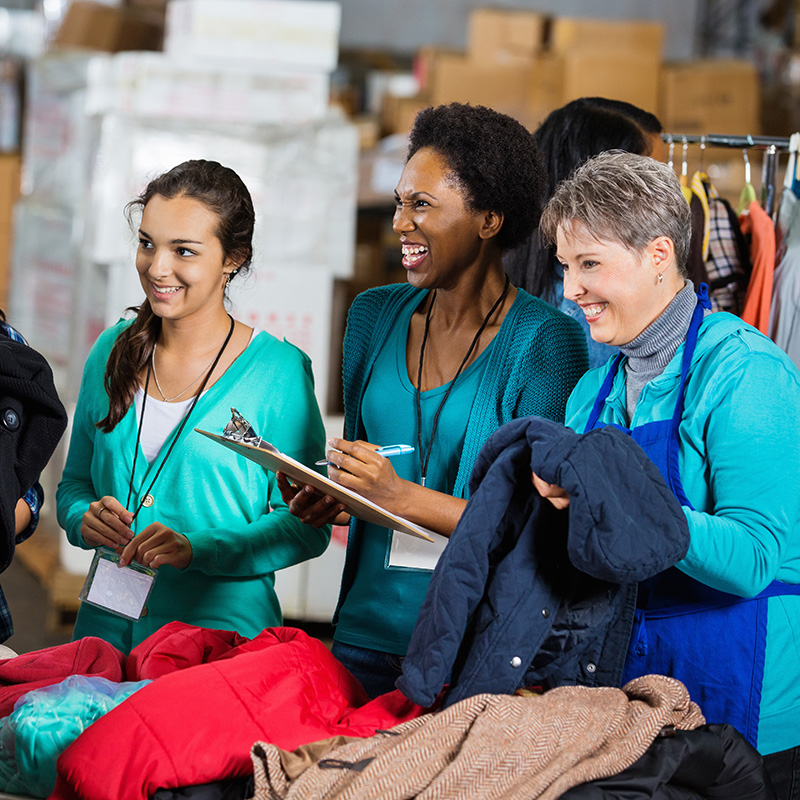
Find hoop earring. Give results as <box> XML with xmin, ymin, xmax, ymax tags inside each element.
<box><xmin>657</xmin><ymin>272</ymin><xmax>663</xmax><ymax>284</ymax></box>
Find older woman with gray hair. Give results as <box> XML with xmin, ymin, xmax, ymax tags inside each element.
<box><xmin>532</xmin><ymin>150</ymin><xmax>800</xmax><ymax>797</ymax></box>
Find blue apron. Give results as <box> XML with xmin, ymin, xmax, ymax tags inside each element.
<box><xmin>584</xmin><ymin>286</ymin><xmax>800</xmax><ymax>748</ymax></box>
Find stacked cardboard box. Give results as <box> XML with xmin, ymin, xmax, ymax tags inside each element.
<box><xmin>53</xmin><ymin>0</ymin><xmax>163</xmax><ymax>52</ymax></box>
<box><xmin>659</xmin><ymin>59</ymin><xmax>761</xmax><ymax>135</ymax></box>
<box><xmin>0</xmin><ymin>155</ymin><xmax>20</xmax><ymax>309</ymax></box>
<box><xmin>380</xmin><ymin>11</ymin><xmax>665</xmax><ymax>135</ymax></box>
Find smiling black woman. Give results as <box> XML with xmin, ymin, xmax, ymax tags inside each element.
<box><xmin>278</xmin><ymin>102</ymin><xmax>590</xmax><ymax>698</ymax></box>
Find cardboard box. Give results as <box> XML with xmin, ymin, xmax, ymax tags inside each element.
<box><xmin>559</xmin><ymin>51</ymin><xmax>660</xmax><ymax>115</ymax></box>
<box><xmin>468</xmin><ymin>8</ymin><xmax>547</xmax><ymax>66</ymax></box>
<box><xmin>53</xmin><ymin>1</ymin><xmax>162</xmax><ymax>52</ymax></box>
<box><xmin>659</xmin><ymin>60</ymin><xmax>760</xmax><ymax>135</ymax></box>
<box><xmin>0</xmin><ymin>154</ymin><xmax>20</xmax><ymax>227</ymax></box>
<box><xmin>549</xmin><ymin>17</ymin><xmax>664</xmax><ymax>57</ymax></box>
<box><xmin>0</xmin><ymin>230</ymin><xmax>10</xmax><ymax>309</ymax></box>
<box><xmin>428</xmin><ymin>52</ymin><xmax>561</xmax><ymax>131</ymax></box>
<box><xmin>379</xmin><ymin>93</ymin><xmax>427</xmax><ymax>135</ymax></box>
<box><xmin>165</xmin><ymin>0</ymin><xmax>341</xmax><ymax>72</ymax></box>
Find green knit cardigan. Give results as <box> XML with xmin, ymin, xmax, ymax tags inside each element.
<box><xmin>334</xmin><ymin>283</ymin><xmax>588</xmax><ymax>623</ymax></box>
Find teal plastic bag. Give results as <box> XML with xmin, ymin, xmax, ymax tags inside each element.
<box><xmin>0</xmin><ymin>674</ymin><xmax>150</xmax><ymax>797</ymax></box>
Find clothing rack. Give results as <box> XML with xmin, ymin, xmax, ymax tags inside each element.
<box><xmin>661</xmin><ymin>132</ymin><xmax>797</xmax><ymax>218</ymax></box>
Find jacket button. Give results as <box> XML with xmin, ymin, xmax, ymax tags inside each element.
<box><xmin>510</xmin><ymin>656</ymin><xmax>522</xmax><ymax>668</ymax></box>
<box><xmin>541</xmin><ymin>608</ymin><xmax>550</xmax><ymax>618</ymax></box>
<box><xmin>586</xmin><ymin>662</ymin><xmax>596</xmax><ymax>673</ymax></box>
<box><xmin>2</xmin><ymin>408</ymin><xmax>19</xmax><ymax>431</ymax></box>
<box><xmin>140</xmin><ymin>607</ymin><xmax>148</xmax><ymax>617</ymax></box>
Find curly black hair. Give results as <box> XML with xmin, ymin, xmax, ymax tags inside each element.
<box><xmin>407</xmin><ymin>103</ymin><xmax>547</xmax><ymax>252</ymax></box>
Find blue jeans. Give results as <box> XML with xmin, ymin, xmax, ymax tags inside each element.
<box><xmin>331</xmin><ymin>640</ymin><xmax>404</xmax><ymax>699</ymax></box>
<box><xmin>764</xmin><ymin>745</ymin><xmax>800</xmax><ymax>800</ymax></box>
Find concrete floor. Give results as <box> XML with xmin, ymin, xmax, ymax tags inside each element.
<box><xmin>2</xmin><ymin>557</ymin><xmax>73</xmax><ymax>655</ymax></box>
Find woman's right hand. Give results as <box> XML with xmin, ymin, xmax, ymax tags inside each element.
<box><xmin>276</xmin><ymin>472</ymin><xmax>349</xmax><ymax>528</ymax></box>
<box><xmin>81</xmin><ymin>496</ymin><xmax>134</xmax><ymax>549</ymax></box>
<box><xmin>531</xmin><ymin>472</ymin><xmax>571</xmax><ymax>510</ymax></box>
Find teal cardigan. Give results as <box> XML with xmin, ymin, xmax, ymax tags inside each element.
<box><xmin>57</xmin><ymin>320</ymin><xmax>330</xmax><ymax>653</ymax></box>
<box><xmin>566</xmin><ymin>312</ymin><xmax>800</xmax><ymax>755</ymax></box>
<box><xmin>334</xmin><ymin>283</ymin><xmax>588</xmax><ymax>624</ymax></box>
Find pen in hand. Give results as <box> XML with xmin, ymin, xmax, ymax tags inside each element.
<box><xmin>315</xmin><ymin>444</ymin><xmax>415</xmax><ymax>466</ymax></box>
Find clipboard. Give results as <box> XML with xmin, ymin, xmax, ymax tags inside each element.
<box><xmin>195</xmin><ymin>429</ymin><xmax>434</xmax><ymax>542</ymax></box>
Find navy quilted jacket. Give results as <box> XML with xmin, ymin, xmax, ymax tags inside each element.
<box><xmin>396</xmin><ymin>416</ymin><xmax>690</xmax><ymax>708</ymax></box>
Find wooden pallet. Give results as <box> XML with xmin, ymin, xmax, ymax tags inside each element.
<box><xmin>15</xmin><ymin>529</ymin><xmax>85</xmax><ymax>633</ymax></box>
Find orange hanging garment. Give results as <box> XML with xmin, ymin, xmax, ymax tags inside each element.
<box><xmin>740</xmin><ymin>201</ymin><xmax>776</xmax><ymax>334</ymax></box>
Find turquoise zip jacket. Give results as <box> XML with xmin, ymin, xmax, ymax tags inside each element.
<box><xmin>57</xmin><ymin>320</ymin><xmax>330</xmax><ymax>654</ymax></box>
<box><xmin>565</xmin><ymin>311</ymin><xmax>800</xmax><ymax>756</ymax></box>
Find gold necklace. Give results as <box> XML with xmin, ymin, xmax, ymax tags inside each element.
<box><xmin>151</xmin><ymin>333</ymin><xmax>228</xmax><ymax>403</ymax></box>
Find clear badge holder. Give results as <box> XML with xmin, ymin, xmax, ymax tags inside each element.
<box><xmin>79</xmin><ymin>547</ymin><xmax>157</xmax><ymax>620</ymax></box>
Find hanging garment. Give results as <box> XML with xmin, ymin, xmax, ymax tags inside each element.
<box><xmin>583</xmin><ymin>287</ymin><xmax>800</xmax><ymax>749</ymax></box>
<box><xmin>396</xmin><ymin>416</ymin><xmax>690</xmax><ymax>710</ymax></box>
<box><xmin>249</xmin><ymin>676</ymin><xmax>706</xmax><ymax>800</ymax></box>
<box><xmin>685</xmin><ymin>174</ymin><xmax>710</xmax><ymax>290</ymax></box>
<box><xmin>740</xmin><ymin>200</ymin><xmax>777</xmax><ymax>334</ymax></box>
<box><xmin>0</xmin><ymin>334</ymin><xmax>67</xmax><ymax>572</ymax></box>
<box><xmin>688</xmin><ymin>171</ymin><xmax>750</xmax><ymax>314</ymax></box>
<box><xmin>769</xmin><ymin>187</ymin><xmax>800</xmax><ymax>368</ymax></box>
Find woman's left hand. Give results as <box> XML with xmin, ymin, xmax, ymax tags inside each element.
<box><xmin>531</xmin><ymin>471</ymin><xmax>571</xmax><ymax>510</ymax></box>
<box><xmin>118</xmin><ymin>523</ymin><xmax>193</xmax><ymax>569</ymax></box>
<box><xmin>325</xmin><ymin>437</ymin><xmax>405</xmax><ymax>511</ymax></box>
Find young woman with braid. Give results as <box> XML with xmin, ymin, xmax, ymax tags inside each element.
<box><xmin>56</xmin><ymin>160</ymin><xmax>329</xmax><ymax>654</ymax></box>
<box><xmin>279</xmin><ymin>103</ymin><xmax>589</xmax><ymax>697</ymax></box>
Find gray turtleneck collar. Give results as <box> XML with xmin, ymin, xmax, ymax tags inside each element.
<box><xmin>622</xmin><ymin>279</ymin><xmax>696</xmax><ymax>420</ymax></box>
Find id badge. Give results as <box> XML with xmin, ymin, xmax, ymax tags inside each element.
<box><xmin>387</xmin><ymin>529</ymin><xmax>448</xmax><ymax>571</ymax></box>
<box><xmin>79</xmin><ymin>547</ymin><xmax>157</xmax><ymax>620</ymax></box>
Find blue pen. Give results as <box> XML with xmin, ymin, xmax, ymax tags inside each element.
<box><xmin>316</xmin><ymin>444</ymin><xmax>415</xmax><ymax>466</ymax></box>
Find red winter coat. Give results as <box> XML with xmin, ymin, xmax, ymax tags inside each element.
<box><xmin>50</xmin><ymin>623</ymin><xmax>429</xmax><ymax>800</ymax></box>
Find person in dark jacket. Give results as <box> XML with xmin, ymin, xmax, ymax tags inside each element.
<box><xmin>397</xmin><ymin>415</ymin><xmax>690</xmax><ymax>708</ymax></box>
<box><xmin>0</xmin><ymin>310</ymin><xmax>67</xmax><ymax>641</ymax></box>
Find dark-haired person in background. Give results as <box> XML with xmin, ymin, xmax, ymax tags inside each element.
<box><xmin>505</xmin><ymin>97</ymin><xmax>665</xmax><ymax>369</ymax></box>
<box><xmin>279</xmin><ymin>102</ymin><xmax>588</xmax><ymax>697</ymax></box>
<box><xmin>56</xmin><ymin>160</ymin><xmax>329</xmax><ymax>654</ymax></box>
<box><xmin>0</xmin><ymin>310</ymin><xmax>67</xmax><ymax>644</ymax></box>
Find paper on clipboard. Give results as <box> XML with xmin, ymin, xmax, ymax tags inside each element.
<box><xmin>195</xmin><ymin>429</ymin><xmax>434</xmax><ymax>542</ymax></box>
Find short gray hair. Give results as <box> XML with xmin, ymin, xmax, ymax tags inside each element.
<box><xmin>540</xmin><ymin>150</ymin><xmax>691</xmax><ymax>276</ymax></box>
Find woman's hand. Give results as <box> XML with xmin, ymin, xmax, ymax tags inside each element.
<box><xmin>531</xmin><ymin>472</ymin><xmax>570</xmax><ymax>510</ymax></box>
<box><xmin>276</xmin><ymin>472</ymin><xmax>349</xmax><ymax>528</ymax></box>
<box><xmin>81</xmin><ymin>496</ymin><xmax>134</xmax><ymax>549</ymax></box>
<box><xmin>325</xmin><ymin>438</ymin><xmax>406</xmax><ymax>511</ymax></box>
<box><xmin>118</xmin><ymin>523</ymin><xmax>192</xmax><ymax>569</ymax></box>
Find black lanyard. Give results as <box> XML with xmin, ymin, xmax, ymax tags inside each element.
<box><xmin>415</xmin><ymin>277</ymin><xmax>510</xmax><ymax>487</ymax></box>
<box><xmin>126</xmin><ymin>314</ymin><xmax>235</xmax><ymax>522</ymax></box>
